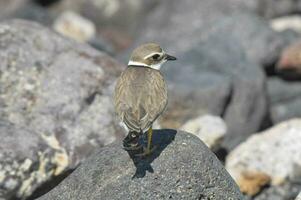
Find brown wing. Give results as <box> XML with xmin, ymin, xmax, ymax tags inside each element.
<box><xmin>114</xmin><ymin>67</ymin><xmax>167</xmax><ymax>133</ymax></box>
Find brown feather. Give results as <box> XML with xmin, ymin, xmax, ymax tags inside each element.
<box><xmin>114</xmin><ymin>66</ymin><xmax>167</xmax><ymax>133</ymax></box>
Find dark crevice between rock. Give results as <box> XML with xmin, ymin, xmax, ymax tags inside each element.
<box><xmin>85</xmin><ymin>91</ymin><xmax>99</xmax><ymax>105</ymax></box>
<box><xmin>31</xmin><ymin>0</ymin><xmax>61</xmax><ymax>7</ymax></box>
<box><xmin>214</xmin><ymin>147</ymin><xmax>228</xmax><ymax>164</ymax></box>
<box><xmin>264</xmin><ymin>61</ymin><xmax>278</xmax><ymax>77</ymax></box>
<box><xmin>220</xmin><ymin>82</ymin><xmax>233</xmax><ymax>119</ymax></box>
<box><xmin>26</xmin><ymin>169</ymin><xmax>75</xmax><ymax>200</ymax></box>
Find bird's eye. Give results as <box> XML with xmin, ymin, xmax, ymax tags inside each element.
<box><xmin>152</xmin><ymin>54</ymin><xmax>160</xmax><ymax>60</ymax></box>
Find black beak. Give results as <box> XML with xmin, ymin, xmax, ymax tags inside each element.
<box><xmin>165</xmin><ymin>54</ymin><xmax>177</xmax><ymax>61</ymax></box>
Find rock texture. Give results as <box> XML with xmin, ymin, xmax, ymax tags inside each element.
<box><xmin>267</xmin><ymin>77</ymin><xmax>301</xmax><ymax>123</ymax></box>
<box><xmin>0</xmin><ymin>0</ymin><xmax>27</xmax><ymax>20</ymax></box>
<box><xmin>53</xmin><ymin>11</ymin><xmax>96</xmax><ymax>42</ymax></box>
<box><xmin>226</xmin><ymin>119</ymin><xmax>301</xmax><ymax>196</ymax></box>
<box><xmin>296</xmin><ymin>192</ymin><xmax>301</xmax><ymax>200</ymax></box>
<box><xmin>38</xmin><ymin>130</ymin><xmax>243</xmax><ymax>200</ymax></box>
<box><xmin>270</xmin><ymin>15</ymin><xmax>301</xmax><ymax>33</ymax></box>
<box><xmin>277</xmin><ymin>40</ymin><xmax>301</xmax><ymax>78</ymax></box>
<box><xmin>244</xmin><ymin>182</ymin><xmax>301</xmax><ymax>200</ymax></box>
<box><xmin>0</xmin><ymin>120</ymin><xmax>59</xmax><ymax>199</ymax></box>
<box><xmin>180</xmin><ymin>115</ymin><xmax>227</xmax><ymax>150</ymax></box>
<box><xmin>0</xmin><ymin>19</ymin><xmax>124</xmax><ymax>199</ymax></box>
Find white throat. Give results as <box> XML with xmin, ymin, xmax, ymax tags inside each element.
<box><xmin>149</xmin><ymin>62</ymin><xmax>164</xmax><ymax>70</ymax></box>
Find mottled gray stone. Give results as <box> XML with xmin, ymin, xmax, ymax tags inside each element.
<box><xmin>267</xmin><ymin>77</ymin><xmax>301</xmax><ymax>123</ymax></box>
<box><xmin>0</xmin><ymin>19</ymin><xmax>124</xmax><ymax>199</ymax></box>
<box><xmin>0</xmin><ymin>120</ymin><xmax>57</xmax><ymax>199</ymax></box>
<box><xmin>38</xmin><ymin>130</ymin><xmax>243</xmax><ymax>200</ymax></box>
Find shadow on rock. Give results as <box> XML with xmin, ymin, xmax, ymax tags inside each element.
<box><xmin>126</xmin><ymin>129</ymin><xmax>177</xmax><ymax>179</ymax></box>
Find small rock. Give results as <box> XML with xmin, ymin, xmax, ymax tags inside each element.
<box><xmin>38</xmin><ymin>130</ymin><xmax>243</xmax><ymax>200</ymax></box>
<box><xmin>270</xmin><ymin>15</ymin><xmax>301</xmax><ymax>33</ymax></box>
<box><xmin>277</xmin><ymin>40</ymin><xmax>301</xmax><ymax>77</ymax></box>
<box><xmin>53</xmin><ymin>11</ymin><xmax>96</xmax><ymax>42</ymax></box>
<box><xmin>226</xmin><ymin>118</ymin><xmax>301</xmax><ymax>196</ymax></box>
<box><xmin>180</xmin><ymin>115</ymin><xmax>227</xmax><ymax>150</ymax></box>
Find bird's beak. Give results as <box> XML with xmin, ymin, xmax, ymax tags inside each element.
<box><xmin>165</xmin><ymin>54</ymin><xmax>177</xmax><ymax>61</ymax></box>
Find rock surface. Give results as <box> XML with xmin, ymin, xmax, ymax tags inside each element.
<box><xmin>226</xmin><ymin>119</ymin><xmax>301</xmax><ymax>196</ymax></box>
<box><xmin>270</xmin><ymin>15</ymin><xmax>301</xmax><ymax>33</ymax></box>
<box><xmin>267</xmin><ymin>77</ymin><xmax>301</xmax><ymax>123</ymax></box>
<box><xmin>0</xmin><ymin>19</ymin><xmax>124</xmax><ymax>199</ymax></box>
<box><xmin>180</xmin><ymin>115</ymin><xmax>227</xmax><ymax>150</ymax></box>
<box><xmin>53</xmin><ymin>11</ymin><xmax>96</xmax><ymax>42</ymax></box>
<box><xmin>0</xmin><ymin>120</ymin><xmax>58</xmax><ymax>199</ymax></box>
<box><xmin>296</xmin><ymin>192</ymin><xmax>301</xmax><ymax>200</ymax></box>
<box><xmin>244</xmin><ymin>182</ymin><xmax>301</xmax><ymax>200</ymax></box>
<box><xmin>277</xmin><ymin>40</ymin><xmax>301</xmax><ymax>78</ymax></box>
<box><xmin>38</xmin><ymin>130</ymin><xmax>243</xmax><ymax>200</ymax></box>
<box><xmin>0</xmin><ymin>0</ymin><xmax>27</xmax><ymax>20</ymax></box>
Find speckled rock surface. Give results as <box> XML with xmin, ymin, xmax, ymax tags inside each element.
<box><xmin>0</xmin><ymin>120</ymin><xmax>58</xmax><ymax>200</ymax></box>
<box><xmin>226</xmin><ymin>119</ymin><xmax>301</xmax><ymax>196</ymax></box>
<box><xmin>38</xmin><ymin>130</ymin><xmax>243</xmax><ymax>200</ymax></box>
<box><xmin>0</xmin><ymin>19</ymin><xmax>124</xmax><ymax>199</ymax></box>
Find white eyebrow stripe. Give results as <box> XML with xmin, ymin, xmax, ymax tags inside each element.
<box><xmin>144</xmin><ymin>52</ymin><xmax>163</xmax><ymax>59</ymax></box>
<box><xmin>128</xmin><ymin>60</ymin><xmax>149</xmax><ymax>67</ymax></box>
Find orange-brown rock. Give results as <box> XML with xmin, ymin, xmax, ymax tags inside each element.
<box><xmin>237</xmin><ymin>171</ymin><xmax>271</xmax><ymax>196</ymax></box>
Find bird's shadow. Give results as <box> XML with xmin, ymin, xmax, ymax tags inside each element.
<box><xmin>125</xmin><ymin>129</ymin><xmax>177</xmax><ymax>179</ymax></box>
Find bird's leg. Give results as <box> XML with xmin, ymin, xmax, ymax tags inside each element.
<box><xmin>136</xmin><ymin>127</ymin><xmax>156</xmax><ymax>157</ymax></box>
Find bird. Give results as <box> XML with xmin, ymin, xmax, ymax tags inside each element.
<box><xmin>114</xmin><ymin>43</ymin><xmax>176</xmax><ymax>156</ymax></box>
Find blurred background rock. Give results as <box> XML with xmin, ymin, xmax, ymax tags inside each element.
<box><xmin>1</xmin><ymin>0</ymin><xmax>301</xmax><ymax>199</ymax></box>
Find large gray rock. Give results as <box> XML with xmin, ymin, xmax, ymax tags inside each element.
<box><xmin>0</xmin><ymin>19</ymin><xmax>124</xmax><ymax>199</ymax></box>
<box><xmin>38</xmin><ymin>130</ymin><xmax>243</xmax><ymax>200</ymax></box>
<box><xmin>296</xmin><ymin>192</ymin><xmax>301</xmax><ymax>200</ymax></box>
<box><xmin>0</xmin><ymin>0</ymin><xmax>27</xmax><ymax>20</ymax></box>
<box><xmin>267</xmin><ymin>77</ymin><xmax>301</xmax><ymax>123</ymax></box>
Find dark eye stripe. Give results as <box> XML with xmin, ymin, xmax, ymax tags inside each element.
<box><xmin>152</xmin><ymin>54</ymin><xmax>160</xmax><ymax>60</ymax></box>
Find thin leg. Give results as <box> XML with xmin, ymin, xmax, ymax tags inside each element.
<box><xmin>136</xmin><ymin>127</ymin><xmax>156</xmax><ymax>157</ymax></box>
<box><xmin>146</xmin><ymin>127</ymin><xmax>153</xmax><ymax>152</ymax></box>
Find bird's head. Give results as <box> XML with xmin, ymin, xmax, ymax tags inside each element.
<box><xmin>128</xmin><ymin>43</ymin><xmax>177</xmax><ymax>70</ymax></box>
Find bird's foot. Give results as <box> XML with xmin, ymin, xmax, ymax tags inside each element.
<box><xmin>135</xmin><ymin>145</ymin><xmax>157</xmax><ymax>157</ymax></box>
<box><xmin>123</xmin><ymin>143</ymin><xmax>142</xmax><ymax>151</ymax></box>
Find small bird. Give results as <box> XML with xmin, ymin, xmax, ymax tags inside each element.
<box><xmin>114</xmin><ymin>43</ymin><xmax>176</xmax><ymax>156</ymax></box>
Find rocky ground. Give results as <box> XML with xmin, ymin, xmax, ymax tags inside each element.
<box><xmin>1</xmin><ymin>0</ymin><xmax>301</xmax><ymax>200</ymax></box>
